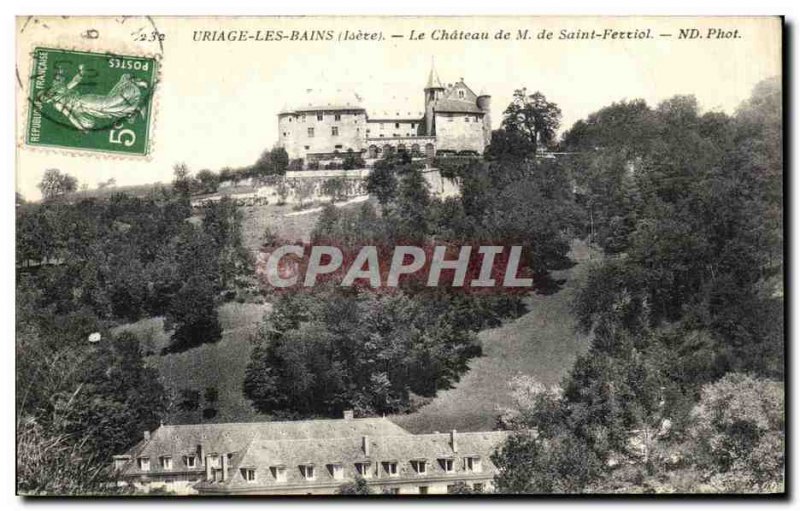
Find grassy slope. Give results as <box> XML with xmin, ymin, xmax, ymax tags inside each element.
<box><xmin>114</xmin><ymin>302</ymin><xmax>270</xmax><ymax>423</ymax></box>
<box><xmin>391</xmin><ymin>241</ymin><xmax>595</xmax><ymax>434</ymax></box>
<box><xmin>121</xmin><ymin>200</ymin><xmax>595</xmax><ymax>429</ymax></box>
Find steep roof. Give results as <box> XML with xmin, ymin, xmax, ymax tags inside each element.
<box><xmin>200</xmin><ymin>430</ymin><xmax>510</xmax><ymax>492</ymax></box>
<box><xmin>425</xmin><ymin>64</ymin><xmax>444</xmax><ymax>90</ymax></box>
<box><xmin>433</xmin><ymin>80</ymin><xmax>484</xmax><ymax>114</ymax></box>
<box><xmin>116</xmin><ymin>418</ymin><xmax>411</xmax><ymax>477</ymax></box>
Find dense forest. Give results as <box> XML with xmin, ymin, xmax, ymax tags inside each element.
<box><xmin>491</xmin><ymin>78</ymin><xmax>783</xmax><ymax>493</ymax></box>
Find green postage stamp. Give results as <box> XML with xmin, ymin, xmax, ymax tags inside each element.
<box><xmin>25</xmin><ymin>47</ymin><xmax>157</xmax><ymax>156</ymax></box>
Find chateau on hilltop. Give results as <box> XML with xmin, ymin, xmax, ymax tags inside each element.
<box><xmin>277</xmin><ymin>64</ymin><xmax>491</xmax><ymax>164</ymax></box>
<box><xmin>113</xmin><ymin>413</ymin><xmax>509</xmax><ymax>495</ymax></box>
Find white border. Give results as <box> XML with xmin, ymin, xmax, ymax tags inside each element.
<box><xmin>3</xmin><ymin>2</ymin><xmax>796</xmax><ymax>510</ymax></box>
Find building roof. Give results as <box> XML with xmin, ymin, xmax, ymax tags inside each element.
<box><xmin>434</xmin><ymin>99</ymin><xmax>485</xmax><ymax>114</ymax></box>
<box><xmin>116</xmin><ymin>417</ymin><xmax>411</xmax><ymax>476</ymax></box>
<box><xmin>200</xmin><ymin>430</ymin><xmax>510</xmax><ymax>492</ymax></box>
<box><xmin>425</xmin><ymin>64</ymin><xmax>444</xmax><ymax>90</ymax></box>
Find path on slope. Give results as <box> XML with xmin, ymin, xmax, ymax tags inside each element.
<box><xmin>392</xmin><ymin>241</ymin><xmax>594</xmax><ymax>434</ymax></box>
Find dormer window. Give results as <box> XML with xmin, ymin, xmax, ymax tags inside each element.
<box><xmin>317</xmin><ymin>113</ymin><xmax>323</xmax><ymax>121</ymax></box>
<box><xmin>384</xmin><ymin>461</ymin><xmax>399</xmax><ymax>477</ymax></box>
<box><xmin>183</xmin><ymin>455</ymin><xmax>197</xmax><ymax>469</ymax></box>
<box><xmin>464</xmin><ymin>456</ymin><xmax>482</xmax><ymax>473</ymax></box>
<box><xmin>113</xmin><ymin>455</ymin><xmax>130</xmax><ymax>471</ymax></box>
<box><xmin>137</xmin><ymin>457</ymin><xmax>150</xmax><ymax>471</ymax></box>
<box><xmin>335</xmin><ymin>113</ymin><xmax>342</xmax><ymax>121</ymax></box>
<box><xmin>355</xmin><ymin>462</ymin><xmax>372</xmax><ymax>479</ymax></box>
<box><xmin>300</xmin><ymin>464</ymin><xmax>316</xmax><ymax>480</ymax></box>
<box><xmin>329</xmin><ymin>463</ymin><xmax>344</xmax><ymax>480</ymax></box>
<box><xmin>439</xmin><ymin>458</ymin><xmax>455</xmax><ymax>473</ymax></box>
<box><xmin>410</xmin><ymin>460</ymin><xmax>427</xmax><ymax>475</ymax></box>
<box><xmin>271</xmin><ymin>465</ymin><xmax>287</xmax><ymax>482</ymax></box>
<box><xmin>159</xmin><ymin>456</ymin><xmax>172</xmax><ymax>470</ymax></box>
<box><xmin>240</xmin><ymin>468</ymin><xmax>257</xmax><ymax>482</ymax></box>
<box><xmin>458</xmin><ymin>90</ymin><xmax>465</xmax><ymax>99</ymax></box>
<box><xmin>207</xmin><ymin>454</ymin><xmax>220</xmax><ymax>469</ymax></box>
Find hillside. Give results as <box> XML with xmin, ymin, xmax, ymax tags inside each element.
<box><xmin>391</xmin><ymin>240</ymin><xmax>595</xmax><ymax>433</ymax></box>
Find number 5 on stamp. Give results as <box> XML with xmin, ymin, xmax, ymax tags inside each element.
<box><xmin>25</xmin><ymin>47</ymin><xmax>157</xmax><ymax>156</ymax></box>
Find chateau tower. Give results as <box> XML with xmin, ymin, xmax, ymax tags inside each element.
<box><xmin>424</xmin><ymin>61</ymin><xmax>444</xmax><ymax>136</ymax></box>
<box><xmin>476</xmin><ymin>89</ymin><xmax>492</xmax><ymax>148</ymax></box>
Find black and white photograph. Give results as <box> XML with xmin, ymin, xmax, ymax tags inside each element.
<box><xmin>9</xmin><ymin>9</ymin><xmax>787</xmax><ymax>500</ymax></box>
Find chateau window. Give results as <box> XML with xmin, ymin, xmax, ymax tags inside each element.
<box><xmin>240</xmin><ymin>468</ymin><xmax>257</xmax><ymax>482</ymax></box>
<box><xmin>137</xmin><ymin>457</ymin><xmax>150</xmax><ymax>471</ymax></box>
<box><xmin>335</xmin><ymin>113</ymin><xmax>341</xmax><ymax>121</ymax></box>
<box><xmin>304</xmin><ymin>145</ymin><xmax>310</xmax><ymax>150</ymax></box>
<box><xmin>387</xmin><ymin>487</ymin><xmax>400</xmax><ymax>495</ymax></box>
<box><xmin>474</xmin><ymin>115</ymin><xmax>480</xmax><ymax>122</ymax></box>
<box><xmin>458</xmin><ymin>90</ymin><xmax>465</xmax><ymax>99</ymax></box>
<box><xmin>410</xmin><ymin>460</ymin><xmax>427</xmax><ymax>475</ymax></box>
<box><xmin>301</xmin><ymin>115</ymin><xmax>306</xmax><ymax>122</ymax></box>
<box><xmin>380</xmin><ymin>123</ymin><xmax>385</xmax><ymax>130</ymax></box>
<box><xmin>465</xmin><ymin>116</ymin><xmax>470</xmax><ymax>122</ymax></box>
<box><xmin>159</xmin><ymin>456</ymin><xmax>172</xmax><ymax>470</ymax></box>
<box><xmin>355</xmin><ymin>462</ymin><xmax>372</xmax><ymax>478</ymax></box>
<box><xmin>317</xmin><ymin>113</ymin><xmax>323</xmax><ymax>121</ymax></box>
<box><xmin>329</xmin><ymin>463</ymin><xmax>344</xmax><ymax>480</ymax></box>
<box><xmin>473</xmin><ymin>483</ymin><xmax>484</xmax><ymax>492</ymax></box>
<box><xmin>335</xmin><ymin>144</ymin><xmax>343</xmax><ymax>149</ymax></box>
<box><xmin>208</xmin><ymin>454</ymin><xmax>220</xmax><ymax>469</ymax></box>
<box><xmin>332</xmin><ymin>126</ymin><xmax>339</xmax><ymax>137</ymax></box>
<box><xmin>464</xmin><ymin>456</ymin><xmax>482</xmax><ymax>473</ymax></box>
<box><xmin>384</xmin><ymin>461</ymin><xmax>399</xmax><ymax>477</ymax></box>
<box><xmin>308</xmin><ymin>127</ymin><xmax>314</xmax><ymax>138</ymax></box>
<box><xmin>271</xmin><ymin>465</ymin><xmax>287</xmax><ymax>482</ymax></box>
<box><xmin>419</xmin><ymin>486</ymin><xmax>429</xmax><ymax>495</ymax></box>
<box><xmin>183</xmin><ymin>455</ymin><xmax>196</xmax><ymax>469</ymax></box>
<box><xmin>439</xmin><ymin>458</ymin><xmax>455</xmax><ymax>473</ymax></box>
<box><xmin>411</xmin><ymin>123</ymin><xmax>416</xmax><ymax>129</ymax></box>
<box><xmin>395</xmin><ymin>122</ymin><xmax>400</xmax><ymax>129</ymax></box>
<box><xmin>300</xmin><ymin>464</ymin><xmax>316</xmax><ymax>480</ymax></box>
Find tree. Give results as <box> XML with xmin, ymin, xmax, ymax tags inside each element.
<box><xmin>162</xmin><ymin>276</ymin><xmax>222</xmax><ymax>354</ymax></box>
<box><xmin>365</xmin><ymin>158</ymin><xmax>398</xmax><ymax>212</ymax></box>
<box><xmin>501</xmin><ymin>89</ymin><xmax>562</xmax><ymax>155</ymax></box>
<box><xmin>172</xmin><ymin>163</ymin><xmax>194</xmax><ymax>197</ymax></box>
<box><xmin>196</xmin><ymin>169</ymin><xmax>220</xmax><ymax>194</ymax></box>
<box><xmin>38</xmin><ymin>169</ymin><xmax>78</xmax><ymax>200</ymax></box>
<box><xmin>335</xmin><ymin>476</ymin><xmax>373</xmax><ymax>495</ymax></box>
<box><xmin>687</xmin><ymin>374</ymin><xmax>784</xmax><ymax>492</ymax></box>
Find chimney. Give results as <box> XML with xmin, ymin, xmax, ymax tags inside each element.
<box><xmin>205</xmin><ymin>455</ymin><xmax>213</xmax><ymax>481</ymax></box>
<box><xmin>197</xmin><ymin>444</ymin><xmax>205</xmax><ymax>466</ymax></box>
<box><xmin>343</xmin><ymin>410</ymin><xmax>354</xmax><ymax>420</ymax></box>
<box><xmin>143</xmin><ymin>430</ymin><xmax>150</xmax><ymax>441</ymax></box>
<box><xmin>450</xmin><ymin>429</ymin><xmax>458</xmax><ymax>453</ymax></box>
<box><xmin>362</xmin><ymin>435</ymin><xmax>370</xmax><ymax>457</ymax></box>
<box><xmin>221</xmin><ymin>454</ymin><xmax>229</xmax><ymax>481</ymax></box>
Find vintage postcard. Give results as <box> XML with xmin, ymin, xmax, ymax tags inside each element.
<box><xmin>15</xmin><ymin>16</ymin><xmax>784</xmax><ymax>496</ymax></box>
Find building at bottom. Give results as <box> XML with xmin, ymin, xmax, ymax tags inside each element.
<box><xmin>112</xmin><ymin>413</ymin><xmax>510</xmax><ymax>495</ymax></box>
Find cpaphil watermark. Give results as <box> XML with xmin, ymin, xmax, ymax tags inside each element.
<box><xmin>258</xmin><ymin>242</ymin><xmax>535</xmax><ymax>291</ymax></box>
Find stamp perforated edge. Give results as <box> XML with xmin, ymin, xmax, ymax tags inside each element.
<box><xmin>16</xmin><ymin>38</ymin><xmax>163</xmax><ymax>161</ymax></box>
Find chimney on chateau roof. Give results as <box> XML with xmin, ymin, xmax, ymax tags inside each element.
<box><xmin>143</xmin><ymin>430</ymin><xmax>150</xmax><ymax>441</ymax></box>
<box><xmin>450</xmin><ymin>429</ymin><xmax>458</xmax><ymax>453</ymax></box>
<box><xmin>362</xmin><ymin>435</ymin><xmax>370</xmax><ymax>457</ymax></box>
<box><xmin>343</xmin><ymin>410</ymin><xmax>354</xmax><ymax>420</ymax></box>
<box><xmin>221</xmin><ymin>454</ymin><xmax>229</xmax><ymax>481</ymax></box>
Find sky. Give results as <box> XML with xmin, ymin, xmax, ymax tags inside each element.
<box><xmin>15</xmin><ymin>16</ymin><xmax>782</xmax><ymax>200</ymax></box>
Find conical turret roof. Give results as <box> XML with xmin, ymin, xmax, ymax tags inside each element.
<box><xmin>425</xmin><ymin>61</ymin><xmax>444</xmax><ymax>90</ymax></box>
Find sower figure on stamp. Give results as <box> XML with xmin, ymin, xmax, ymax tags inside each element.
<box><xmin>40</xmin><ymin>64</ymin><xmax>149</xmax><ymax>131</ymax></box>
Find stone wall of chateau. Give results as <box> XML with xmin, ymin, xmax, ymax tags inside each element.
<box><xmin>365</xmin><ymin>119</ymin><xmax>422</xmax><ymax>140</ymax></box>
<box><xmin>279</xmin><ymin>110</ymin><xmax>367</xmax><ymax>160</ymax></box>
<box><xmin>433</xmin><ymin>112</ymin><xmax>486</xmax><ymax>153</ymax></box>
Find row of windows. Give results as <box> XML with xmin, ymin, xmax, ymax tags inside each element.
<box><xmin>287</xmin><ymin>113</ymin><xmax>360</xmax><ymax>123</ymax></box>
<box><xmin>134</xmin><ymin>454</ymin><xmax>220</xmax><ymax>472</ymax></box>
<box><xmin>234</xmin><ymin>457</ymin><xmax>482</xmax><ymax>484</ymax></box>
